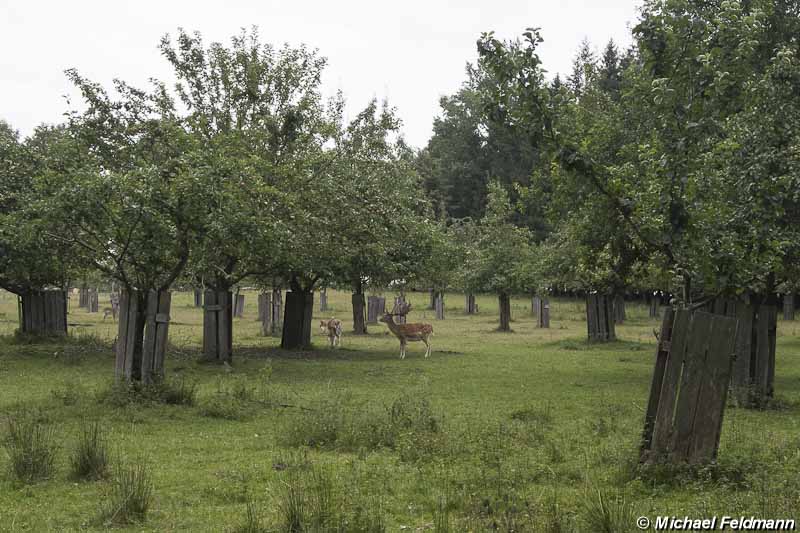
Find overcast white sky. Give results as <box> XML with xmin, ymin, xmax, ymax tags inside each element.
<box><xmin>1</xmin><ymin>0</ymin><xmax>641</xmax><ymax>148</ymax></box>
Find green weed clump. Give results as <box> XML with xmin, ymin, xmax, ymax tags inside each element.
<box><xmin>282</xmin><ymin>388</ymin><xmax>443</xmax><ymax>461</ymax></box>
<box><xmin>2</xmin><ymin>410</ymin><xmax>58</xmax><ymax>483</ymax></box>
<box><xmin>96</xmin><ymin>377</ymin><xmax>196</xmax><ymax>407</ymax></box>
<box><xmin>102</xmin><ymin>462</ymin><xmax>153</xmax><ymax>525</ymax></box>
<box><xmin>70</xmin><ymin>420</ymin><xmax>110</xmax><ymax>481</ymax></box>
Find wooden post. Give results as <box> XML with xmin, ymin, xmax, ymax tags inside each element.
<box><xmin>320</xmin><ymin>288</ymin><xmax>328</xmax><ymax>312</ymax></box>
<box><xmin>352</xmin><ymin>292</ymin><xmax>367</xmax><ymax>334</ymax></box>
<box><xmin>465</xmin><ymin>293</ymin><xmax>476</xmax><ymax>314</ymax></box>
<box><xmin>649</xmin><ymin>293</ymin><xmax>660</xmax><ymax>318</ymax></box>
<box><xmin>271</xmin><ymin>289</ymin><xmax>282</xmax><ymax>337</ymax></box>
<box><xmin>614</xmin><ymin>294</ymin><xmax>625</xmax><ymax>324</ymax></box>
<box><xmin>281</xmin><ymin>291</ymin><xmax>314</xmax><ymax>349</ymax></box>
<box><xmin>88</xmin><ymin>289</ymin><xmax>99</xmax><ymax>313</ymax></box>
<box><xmin>393</xmin><ymin>296</ymin><xmax>408</xmax><ymax>324</ymax></box>
<box><xmin>194</xmin><ymin>289</ymin><xmax>203</xmax><ymax>308</ymax></box>
<box><xmin>110</xmin><ymin>292</ymin><xmax>120</xmax><ymax>320</ymax></box>
<box><xmin>532</xmin><ymin>296</ymin><xmax>542</xmax><ymax>317</ymax></box>
<box><xmin>538</xmin><ymin>298</ymin><xmax>550</xmax><ymax>328</ymax></box>
<box><xmin>367</xmin><ymin>296</ymin><xmax>381</xmax><ymax>324</ymax></box>
<box><xmin>498</xmin><ymin>292</ymin><xmax>511</xmax><ymax>331</ymax></box>
<box><xmin>587</xmin><ymin>294</ymin><xmax>615</xmax><ymax>341</ymax></box>
<box><xmin>18</xmin><ymin>290</ymin><xmax>67</xmax><ymax>336</ymax></box>
<box><xmin>233</xmin><ymin>293</ymin><xmax>245</xmax><ymax>318</ymax></box>
<box><xmin>203</xmin><ymin>290</ymin><xmax>233</xmax><ymax>362</ymax></box>
<box><xmin>141</xmin><ymin>290</ymin><xmax>171</xmax><ymax>384</ymax></box>
<box><xmin>259</xmin><ymin>292</ymin><xmax>272</xmax><ymax>336</ymax></box>
<box><xmin>429</xmin><ymin>289</ymin><xmax>436</xmax><ymax>310</ymax></box>
<box><xmin>79</xmin><ymin>286</ymin><xmax>88</xmax><ymax>308</ymax></box>
<box><xmin>640</xmin><ymin>309</ymin><xmax>737</xmax><ymax>464</ymax></box>
<box><xmin>783</xmin><ymin>292</ymin><xmax>795</xmax><ymax>321</ymax></box>
<box><xmin>435</xmin><ymin>292</ymin><xmax>445</xmax><ymax>320</ymax></box>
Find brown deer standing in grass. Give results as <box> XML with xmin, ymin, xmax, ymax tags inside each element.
<box><xmin>320</xmin><ymin>318</ymin><xmax>343</xmax><ymax>347</ymax></box>
<box><xmin>379</xmin><ymin>311</ymin><xmax>433</xmax><ymax>359</ymax></box>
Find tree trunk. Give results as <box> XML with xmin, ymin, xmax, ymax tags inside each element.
<box><xmin>498</xmin><ymin>292</ymin><xmax>511</xmax><ymax>331</ymax></box>
<box><xmin>352</xmin><ymin>293</ymin><xmax>367</xmax><ymax>334</ymax></box>
<box><xmin>194</xmin><ymin>289</ymin><xmax>203</xmax><ymax>308</ymax></box>
<box><xmin>203</xmin><ymin>290</ymin><xmax>233</xmax><ymax>363</ymax></box>
<box><xmin>281</xmin><ymin>290</ymin><xmax>314</xmax><ymax>349</ymax></box>
<box><xmin>18</xmin><ymin>290</ymin><xmax>68</xmax><ymax>336</ymax></box>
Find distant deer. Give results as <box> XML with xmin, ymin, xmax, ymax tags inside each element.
<box><xmin>102</xmin><ymin>307</ymin><xmax>115</xmax><ymax>321</ymax></box>
<box><xmin>379</xmin><ymin>312</ymin><xmax>433</xmax><ymax>359</ymax></box>
<box><xmin>320</xmin><ymin>318</ymin><xmax>343</xmax><ymax>347</ymax></box>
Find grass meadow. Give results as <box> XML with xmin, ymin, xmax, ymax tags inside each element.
<box><xmin>0</xmin><ymin>289</ymin><xmax>798</xmax><ymax>531</ymax></box>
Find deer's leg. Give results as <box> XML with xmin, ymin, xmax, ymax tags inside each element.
<box><xmin>423</xmin><ymin>337</ymin><xmax>430</xmax><ymax>358</ymax></box>
<box><xmin>400</xmin><ymin>339</ymin><xmax>406</xmax><ymax>359</ymax></box>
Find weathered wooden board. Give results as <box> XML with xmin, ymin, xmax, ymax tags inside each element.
<box><xmin>367</xmin><ymin>296</ymin><xmax>383</xmax><ymax>324</ymax></box>
<box><xmin>233</xmin><ymin>294</ymin><xmax>245</xmax><ymax>318</ymax></box>
<box><xmin>641</xmin><ymin>309</ymin><xmax>737</xmax><ymax>464</ymax></box>
<box><xmin>271</xmin><ymin>289</ymin><xmax>283</xmax><ymax>336</ymax></box>
<box><xmin>538</xmin><ymin>298</ymin><xmax>550</xmax><ymax>328</ymax></box>
<box><xmin>259</xmin><ymin>292</ymin><xmax>272</xmax><ymax>336</ymax></box>
<box><xmin>784</xmin><ymin>292</ymin><xmax>795</xmax><ymax>321</ymax></box>
<box><xmin>203</xmin><ymin>290</ymin><xmax>232</xmax><ymax>362</ymax></box>
<box><xmin>320</xmin><ymin>288</ymin><xmax>328</xmax><ymax>312</ymax></box>
<box><xmin>465</xmin><ymin>293</ymin><xmax>476</xmax><ymax>314</ymax></box>
<box><xmin>19</xmin><ymin>291</ymin><xmax>67</xmax><ymax>336</ymax></box>
<box><xmin>88</xmin><ymin>290</ymin><xmax>99</xmax><ymax>313</ymax></box>
<box><xmin>435</xmin><ymin>293</ymin><xmax>445</xmax><ymax>320</ymax></box>
<box><xmin>586</xmin><ymin>294</ymin><xmax>614</xmax><ymax>341</ymax></box>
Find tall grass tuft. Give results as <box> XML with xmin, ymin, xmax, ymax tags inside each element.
<box><xmin>70</xmin><ymin>420</ymin><xmax>110</xmax><ymax>481</ymax></box>
<box><xmin>230</xmin><ymin>497</ymin><xmax>267</xmax><ymax>533</ymax></box>
<box><xmin>104</xmin><ymin>461</ymin><xmax>153</xmax><ymax>525</ymax></box>
<box><xmin>580</xmin><ymin>488</ymin><xmax>636</xmax><ymax>533</ymax></box>
<box><xmin>2</xmin><ymin>411</ymin><xmax>58</xmax><ymax>483</ymax></box>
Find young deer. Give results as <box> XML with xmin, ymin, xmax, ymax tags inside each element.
<box><xmin>320</xmin><ymin>318</ymin><xmax>342</xmax><ymax>347</ymax></box>
<box><xmin>379</xmin><ymin>312</ymin><xmax>433</xmax><ymax>359</ymax></box>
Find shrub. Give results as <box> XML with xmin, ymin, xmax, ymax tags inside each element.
<box><xmin>103</xmin><ymin>462</ymin><xmax>153</xmax><ymax>525</ymax></box>
<box><xmin>2</xmin><ymin>411</ymin><xmax>58</xmax><ymax>483</ymax></box>
<box><xmin>70</xmin><ymin>420</ymin><xmax>110</xmax><ymax>481</ymax></box>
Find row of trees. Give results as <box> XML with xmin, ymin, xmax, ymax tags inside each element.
<box><xmin>0</xmin><ymin>29</ymin><xmax>462</xmax><ymax>382</ymax></box>
<box><xmin>3</xmin><ymin>2</ymin><xmax>800</xmax><ymax>392</ymax></box>
<box><xmin>421</xmin><ymin>0</ymin><xmax>800</xmax><ymax>314</ymax></box>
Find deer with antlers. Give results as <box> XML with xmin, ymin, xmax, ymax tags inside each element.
<box><xmin>379</xmin><ymin>302</ymin><xmax>433</xmax><ymax>359</ymax></box>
